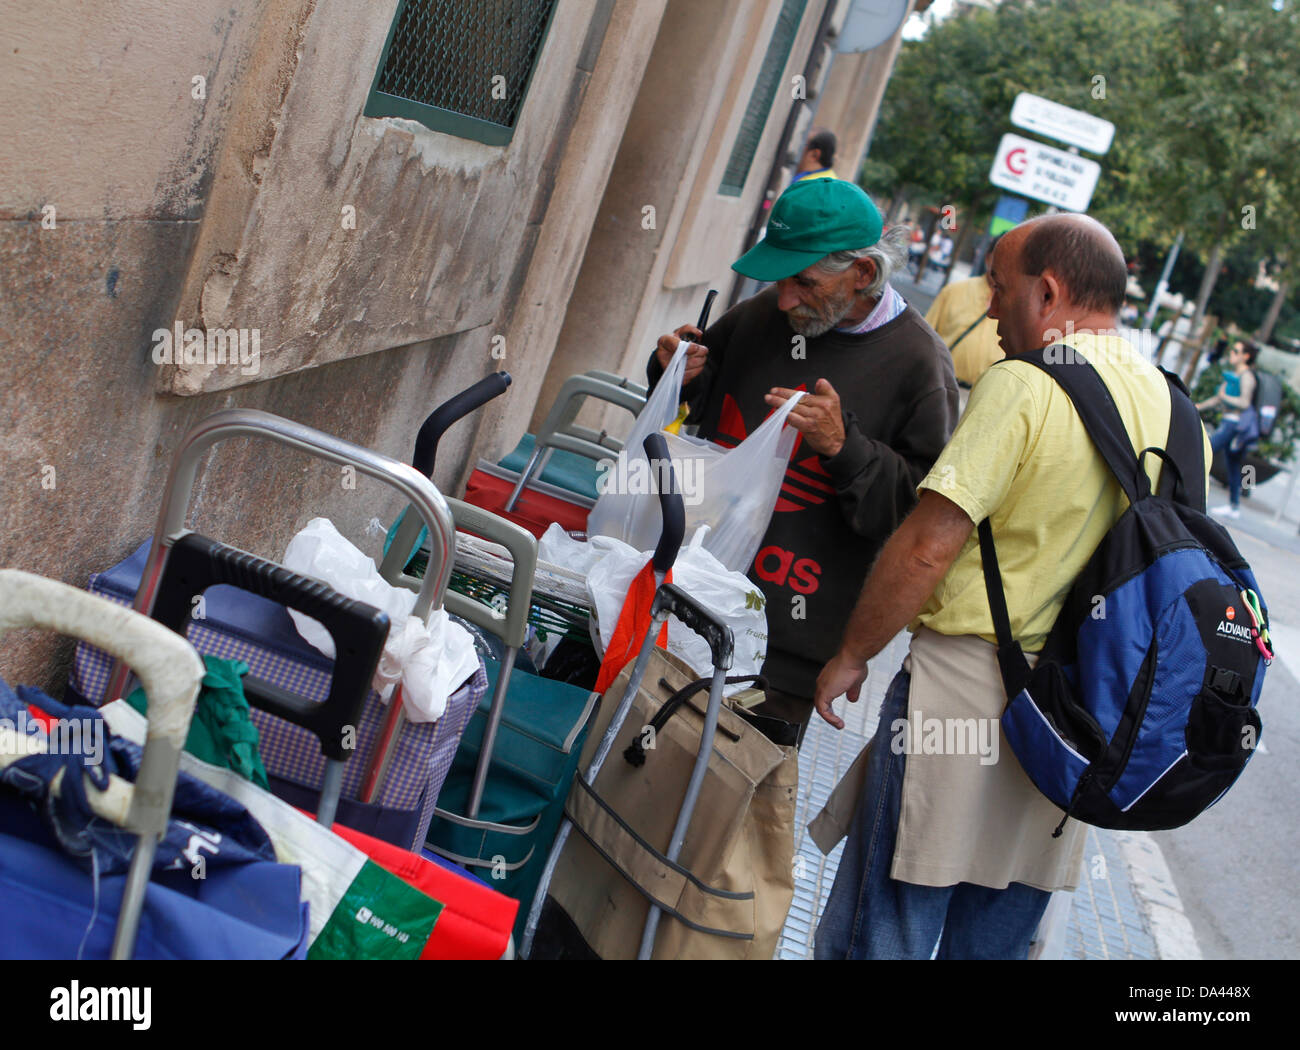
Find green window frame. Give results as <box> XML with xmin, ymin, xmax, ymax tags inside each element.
<box><xmin>718</xmin><ymin>0</ymin><xmax>809</xmax><ymax>197</ymax></box>
<box><xmin>363</xmin><ymin>0</ymin><xmax>559</xmax><ymax>147</ymax></box>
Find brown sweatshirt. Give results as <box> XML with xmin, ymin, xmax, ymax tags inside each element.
<box><xmin>648</xmin><ymin>285</ymin><xmax>959</xmax><ymax>697</ymax></box>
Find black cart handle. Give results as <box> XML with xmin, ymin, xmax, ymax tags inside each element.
<box><xmin>696</xmin><ymin>288</ymin><xmax>718</xmax><ymax>333</ymax></box>
<box><xmin>651</xmin><ymin>583</ymin><xmax>734</xmax><ymax>670</ymax></box>
<box><xmin>643</xmin><ymin>432</ymin><xmax>685</xmax><ymax>575</ymax></box>
<box><xmin>413</xmin><ymin>371</ymin><xmax>512</xmax><ymax>478</ymax></box>
<box><xmin>149</xmin><ymin>532</ymin><xmax>390</xmax><ymax>762</ymax></box>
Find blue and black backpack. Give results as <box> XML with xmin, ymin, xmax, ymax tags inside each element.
<box><xmin>979</xmin><ymin>347</ymin><xmax>1272</xmax><ymax>834</ymax></box>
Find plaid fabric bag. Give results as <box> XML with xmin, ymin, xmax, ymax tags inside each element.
<box><xmin>67</xmin><ymin>540</ymin><xmax>485</xmax><ymax>851</ymax></box>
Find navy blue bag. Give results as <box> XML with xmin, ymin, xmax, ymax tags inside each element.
<box><xmin>979</xmin><ymin>349</ymin><xmax>1270</xmax><ymax>834</ymax></box>
<box><xmin>0</xmin><ymin>680</ymin><xmax>309</xmax><ymax>960</ymax></box>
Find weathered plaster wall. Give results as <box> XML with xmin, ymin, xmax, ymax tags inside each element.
<box><xmin>0</xmin><ymin>0</ymin><xmax>653</xmax><ymax>689</ymax></box>
<box><xmin>628</xmin><ymin>0</ymin><xmax>833</xmax><ymax>365</ymax></box>
<box><xmin>487</xmin><ymin>0</ymin><xmax>670</xmax><ymax>464</ymax></box>
<box><xmin>1</xmin><ymin>2</ymin><xmax>271</xmax><ymax>221</ymax></box>
<box><xmin>537</xmin><ymin>0</ymin><xmax>833</xmax><ymax>432</ymax></box>
<box><xmin>536</xmin><ymin>0</ymin><xmax>759</xmax><ymax>428</ymax></box>
<box><xmin>164</xmin><ymin>0</ymin><xmax>608</xmax><ymax>394</ymax></box>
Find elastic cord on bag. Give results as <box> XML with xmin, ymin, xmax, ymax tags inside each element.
<box><xmin>623</xmin><ymin>674</ymin><xmax>767</xmax><ymax>767</ymax></box>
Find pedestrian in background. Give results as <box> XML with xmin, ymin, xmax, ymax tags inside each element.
<box><xmin>924</xmin><ymin>236</ymin><xmax>1005</xmax><ymax>396</ymax></box>
<box><xmin>791</xmin><ymin>127</ymin><xmax>838</xmax><ymax>185</ymax></box>
<box><xmin>1196</xmin><ymin>339</ymin><xmax>1260</xmax><ymax>520</ymax></box>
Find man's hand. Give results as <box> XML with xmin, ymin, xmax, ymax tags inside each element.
<box><xmin>814</xmin><ymin>651</ymin><xmax>869</xmax><ymax>730</ymax></box>
<box><xmin>655</xmin><ymin>324</ymin><xmax>709</xmax><ymax>384</ymax></box>
<box><xmin>765</xmin><ymin>378</ymin><xmax>846</xmax><ymax>457</ymax></box>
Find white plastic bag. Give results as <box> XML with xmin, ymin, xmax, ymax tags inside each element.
<box><xmin>586</xmin><ymin>527</ymin><xmax>768</xmax><ymax>695</ymax></box>
<box><xmin>586</xmin><ymin>339</ymin><xmax>803</xmax><ymax>572</ymax></box>
<box><xmin>537</xmin><ymin>522</ymin><xmax>636</xmax><ymax>577</ymax></box>
<box><xmin>282</xmin><ymin>518</ymin><xmax>479</xmax><ymax>723</ymax></box>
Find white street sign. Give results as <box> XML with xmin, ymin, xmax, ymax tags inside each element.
<box><xmin>989</xmin><ymin>133</ymin><xmax>1102</xmax><ymax>212</ymax></box>
<box><xmin>1010</xmin><ymin>92</ymin><xmax>1115</xmax><ymax>155</ymax></box>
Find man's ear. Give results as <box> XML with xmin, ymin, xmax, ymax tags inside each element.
<box><xmin>1039</xmin><ymin>269</ymin><xmax>1064</xmax><ymax>318</ymax></box>
<box><xmin>853</xmin><ymin>256</ymin><xmax>878</xmax><ymax>291</ymax></box>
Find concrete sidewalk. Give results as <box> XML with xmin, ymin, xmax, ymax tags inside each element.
<box><xmin>776</xmin><ymin>632</ymin><xmax>907</xmax><ymax>959</ymax></box>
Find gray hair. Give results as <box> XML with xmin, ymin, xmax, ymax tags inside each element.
<box><xmin>814</xmin><ymin>224</ymin><xmax>912</xmax><ymax>300</ymax></box>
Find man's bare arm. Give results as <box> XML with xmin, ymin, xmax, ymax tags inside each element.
<box><xmin>813</xmin><ymin>489</ymin><xmax>976</xmax><ymax>728</ymax></box>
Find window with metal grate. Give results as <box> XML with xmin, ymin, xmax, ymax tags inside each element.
<box><xmin>364</xmin><ymin>0</ymin><xmax>559</xmax><ymax>147</ymax></box>
<box><xmin>719</xmin><ymin>0</ymin><xmax>809</xmax><ymax>197</ymax></box>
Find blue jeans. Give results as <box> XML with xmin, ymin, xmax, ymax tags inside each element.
<box><xmin>814</xmin><ymin>666</ymin><xmax>1051</xmax><ymax>960</ymax></box>
<box><xmin>1209</xmin><ymin>420</ymin><xmax>1249</xmax><ymax>506</ymax></box>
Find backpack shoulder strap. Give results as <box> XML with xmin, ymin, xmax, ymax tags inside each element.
<box><xmin>948</xmin><ymin>312</ymin><xmax>986</xmax><ymax>353</ymax></box>
<box><xmin>978</xmin><ymin>518</ymin><xmax>1032</xmax><ymax>698</ymax></box>
<box><xmin>1155</xmin><ymin>368</ymin><xmax>1207</xmax><ymax>511</ymax></box>
<box><xmin>1011</xmin><ymin>346</ymin><xmax>1149</xmax><ymax>506</ymax></box>
<box><xmin>978</xmin><ymin>345</ymin><xmax>1147</xmax><ymax>700</ymax></box>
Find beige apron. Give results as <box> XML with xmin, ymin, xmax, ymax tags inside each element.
<box><xmin>810</xmin><ymin>627</ymin><xmax>1086</xmax><ymax>892</ymax></box>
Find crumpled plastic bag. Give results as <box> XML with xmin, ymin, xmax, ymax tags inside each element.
<box><xmin>586</xmin><ymin>526</ymin><xmax>768</xmax><ymax>695</ymax></box>
<box><xmin>535</xmin><ymin>524</ymin><xmax>641</xmax><ymax>664</ymax></box>
<box><xmin>538</xmin><ymin>522</ymin><xmax>635</xmax><ymax>576</ymax></box>
<box><xmin>282</xmin><ymin>518</ymin><xmax>479</xmax><ymax>723</ymax></box>
<box><xmin>586</xmin><ymin>339</ymin><xmax>802</xmax><ymax>572</ymax></box>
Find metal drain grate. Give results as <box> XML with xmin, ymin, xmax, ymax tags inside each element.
<box><xmin>365</xmin><ymin>0</ymin><xmax>558</xmax><ymax>146</ymax></box>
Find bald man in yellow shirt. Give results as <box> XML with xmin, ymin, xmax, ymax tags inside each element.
<box><xmin>811</xmin><ymin>213</ymin><xmax>1210</xmax><ymax>960</ymax></box>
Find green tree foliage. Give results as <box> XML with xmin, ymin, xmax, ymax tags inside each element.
<box><xmin>1142</xmin><ymin>0</ymin><xmax>1300</xmax><ymax>262</ymax></box>
<box><xmin>864</xmin><ymin>0</ymin><xmax>1175</xmax><ymax>245</ymax></box>
<box><xmin>1134</xmin><ymin>238</ymin><xmax>1296</xmax><ymax>336</ymax></box>
<box><xmin>864</xmin><ymin>0</ymin><xmax>1300</xmax><ymax>280</ymax></box>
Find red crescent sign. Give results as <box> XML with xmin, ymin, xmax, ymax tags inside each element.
<box><xmin>1006</xmin><ymin>148</ymin><xmax>1028</xmax><ymax>176</ymax></box>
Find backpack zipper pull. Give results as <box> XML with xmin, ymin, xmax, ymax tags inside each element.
<box><xmin>1241</xmin><ymin>589</ymin><xmax>1274</xmax><ymax>664</ymax></box>
<box><xmin>1054</xmin><ymin>770</ymin><xmax>1094</xmax><ymax>838</ymax></box>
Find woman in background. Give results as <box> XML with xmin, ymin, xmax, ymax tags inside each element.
<box><xmin>1196</xmin><ymin>339</ymin><xmax>1259</xmax><ymax>519</ymax></box>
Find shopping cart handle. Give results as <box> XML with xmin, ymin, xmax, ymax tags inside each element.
<box><xmin>413</xmin><ymin>372</ymin><xmax>512</xmax><ymax>478</ymax></box>
<box><xmin>651</xmin><ymin>583</ymin><xmax>734</xmax><ymax>671</ymax></box>
<box><xmin>696</xmin><ymin>288</ymin><xmax>718</xmax><ymax>333</ymax></box>
<box><xmin>643</xmin><ymin>433</ymin><xmax>685</xmax><ymax>575</ymax></box>
<box><xmin>149</xmin><ymin>532</ymin><xmax>390</xmax><ymax>762</ymax></box>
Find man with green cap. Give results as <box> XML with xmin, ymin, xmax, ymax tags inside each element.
<box><xmin>648</xmin><ymin>179</ymin><xmax>958</xmax><ymax>738</ymax></box>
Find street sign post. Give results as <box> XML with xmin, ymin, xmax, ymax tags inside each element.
<box><xmin>989</xmin><ymin>133</ymin><xmax>1102</xmax><ymax>212</ymax></box>
<box><xmin>1010</xmin><ymin>92</ymin><xmax>1115</xmax><ymax>155</ymax></box>
<box><xmin>990</xmin><ymin>194</ymin><xmax>1030</xmax><ymax>236</ymax></box>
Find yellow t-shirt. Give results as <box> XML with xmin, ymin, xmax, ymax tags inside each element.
<box><xmin>923</xmin><ymin>276</ymin><xmax>1004</xmax><ymax>386</ymax></box>
<box><xmin>913</xmin><ymin>331</ymin><xmax>1212</xmax><ymax>651</ymax></box>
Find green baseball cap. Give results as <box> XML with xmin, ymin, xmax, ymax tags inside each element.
<box><xmin>733</xmin><ymin>179</ymin><xmax>884</xmax><ymax>282</ymax></box>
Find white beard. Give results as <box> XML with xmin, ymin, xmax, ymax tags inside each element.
<box><xmin>786</xmin><ymin>311</ymin><xmax>838</xmax><ymax>338</ymax></box>
<box><xmin>785</xmin><ymin>286</ymin><xmax>863</xmax><ymax>338</ymax></box>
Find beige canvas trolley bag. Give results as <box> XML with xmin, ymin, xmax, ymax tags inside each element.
<box><xmin>541</xmin><ymin>648</ymin><xmax>798</xmax><ymax>959</ymax></box>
